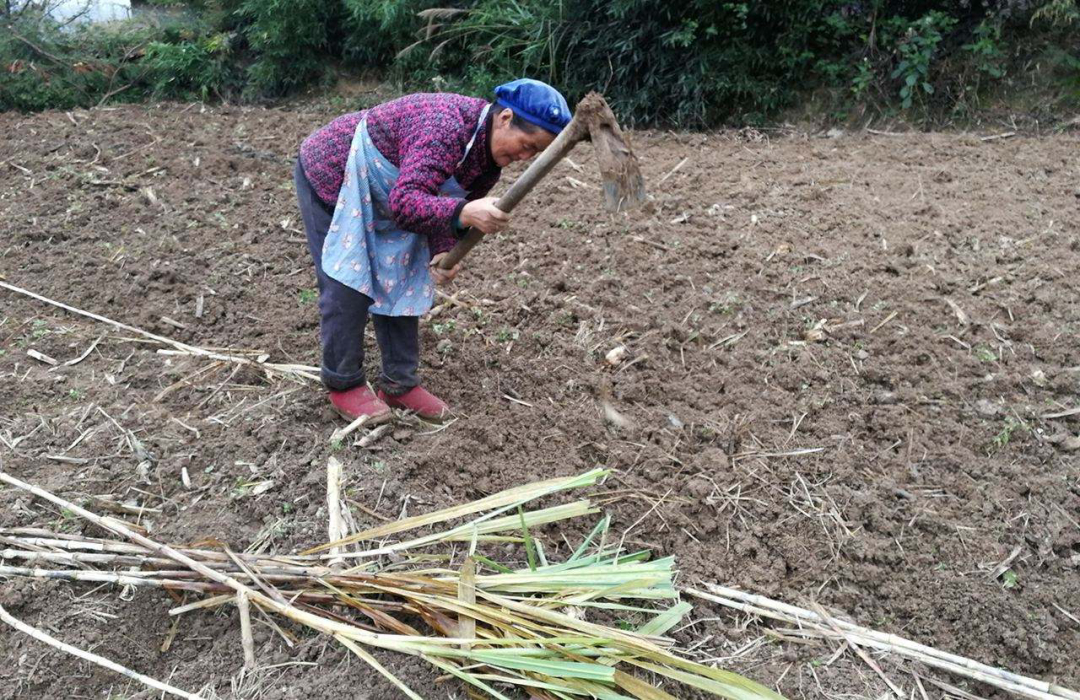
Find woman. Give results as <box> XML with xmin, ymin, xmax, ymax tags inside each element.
<box><xmin>295</xmin><ymin>78</ymin><xmax>571</xmax><ymax>423</ymax></box>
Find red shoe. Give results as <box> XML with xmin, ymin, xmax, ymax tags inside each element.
<box><xmin>329</xmin><ymin>386</ymin><xmax>391</xmax><ymax>424</ymax></box>
<box><xmin>378</xmin><ymin>386</ymin><xmax>450</xmax><ymax>421</ymax></box>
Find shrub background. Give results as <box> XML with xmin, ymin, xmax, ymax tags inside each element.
<box><xmin>2</xmin><ymin>0</ymin><xmax>1078</xmax><ymax>125</ymax></box>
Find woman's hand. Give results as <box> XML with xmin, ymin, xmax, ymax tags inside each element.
<box><xmin>429</xmin><ymin>253</ymin><xmax>461</xmax><ymax>286</ymax></box>
<box><xmin>460</xmin><ymin>197</ymin><xmax>510</xmax><ymax>235</ymax></box>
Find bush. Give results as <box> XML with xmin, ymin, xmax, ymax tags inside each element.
<box><xmin>238</xmin><ymin>0</ymin><xmax>341</xmax><ymax>97</ymax></box>
<box><xmin>1</xmin><ymin>0</ymin><xmax>1077</xmax><ymax>124</ymax></box>
<box><xmin>341</xmin><ymin>0</ymin><xmax>441</xmax><ymax>70</ymax></box>
<box><xmin>0</xmin><ymin>9</ymin><xmax>162</xmax><ymax>111</ymax></box>
<box><xmin>1030</xmin><ymin>0</ymin><xmax>1080</xmax><ymax>25</ymax></box>
<box><xmin>390</xmin><ymin>0</ymin><xmax>1053</xmax><ymax>126</ymax></box>
<box><xmin>391</xmin><ymin>1</ymin><xmax>838</xmax><ymax>126</ymax></box>
<box><xmin>143</xmin><ymin>31</ymin><xmax>238</xmax><ymax>101</ymax></box>
<box><xmin>890</xmin><ymin>11</ymin><xmax>957</xmax><ymax>109</ymax></box>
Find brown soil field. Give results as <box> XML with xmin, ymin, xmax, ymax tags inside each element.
<box><xmin>1</xmin><ymin>102</ymin><xmax>1079</xmax><ymax>700</ymax></box>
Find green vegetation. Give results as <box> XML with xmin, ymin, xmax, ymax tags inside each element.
<box><xmin>2</xmin><ymin>1</ymin><xmax>1078</xmax><ymax>125</ymax></box>
<box><xmin>991</xmin><ymin>417</ymin><xmax>1027</xmax><ymax>452</ymax></box>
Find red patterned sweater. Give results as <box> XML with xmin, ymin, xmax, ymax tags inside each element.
<box><xmin>299</xmin><ymin>93</ymin><xmax>502</xmax><ymax>256</ymax></box>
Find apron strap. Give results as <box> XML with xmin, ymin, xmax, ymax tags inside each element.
<box><xmin>456</xmin><ymin>103</ymin><xmax>491</xmax><ymax>169</ymax></box>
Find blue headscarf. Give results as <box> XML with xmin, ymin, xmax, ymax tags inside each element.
<box><xmin>494</xmin><ymin>78</ymin><xmax>571</xmax><ymax>135</ymax></box>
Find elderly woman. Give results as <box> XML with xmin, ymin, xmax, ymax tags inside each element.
<box><xmin>295</xmin><ymin>79</ymin><xmax>571</xmax><ymax>423</ymax></box>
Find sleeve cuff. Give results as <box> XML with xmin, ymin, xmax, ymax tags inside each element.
<box><xmin>451</xmin><ymin>199</ymin><xmax>468</xmax><ymax>239</ymax></box>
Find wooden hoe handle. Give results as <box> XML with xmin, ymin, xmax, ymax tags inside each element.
<box><xmin>436</xmin><ymin>120</ymin><xmax>585</xmax><ymax>270</ymax></box>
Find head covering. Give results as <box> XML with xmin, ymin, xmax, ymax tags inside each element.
<box><xmin>494</xmin><ymin>78</ymin><xmax>571</xmax><ymax>135</ymax></box>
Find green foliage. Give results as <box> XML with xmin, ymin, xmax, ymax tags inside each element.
<box><xmin>144</xmin><ymin>32</ymin><xmax>237</xmax><ymax>100</ymax></box>
<box><xmin>0</xmin><ymin>13</ymin><xmax>154</xmax><ymax>110</ymax></box>
<box><xmin>0</xmin><ymin>4</ymin><xmax>242</xmax><ymax>109</ymax></box>
<box><xmin>964</xmin><ymin>21</ymin><xmax>1007</xmax><ymax>80</ymax></box>
<box><xmin>341</xmin><ymin>0</ymin><xmax>440</xmax><ymax>69</ymax></box>
<box><xmin>1031</xmin><ymin>0</ymin><xmax>1080</xmax><ymax>26</ymax></box>
<box><xmin>2</xmin><ymin>0</ymin><xmax>1078</xmax><ymax>124</ymax></box>
<box><xmin>890</xmin><ymin>11</ymin><xmax>956</xmax><ymax>109</ymax></box>
<box><xmin>238</xmin><ymin>0</ymin><xmax>340</xmax><ymax>97</ymax></box>
<box><xmin>389</xmin><ymin>0</ymin><xmax>1075</xmax><ymax>125</ymax></box>
<box><xmin>396</xmin><ymin>0</ymin><xmax>838</xmax><ymax>126</ymax></box>
<box><xmin>992</xmin><ymin>417</ymin><xmax>1026</xmax><ymax>452</ymax></box>
<box><xmin>1048</xmin><ymin>46</ymin><xmax>1080</xmax><ymax>104</ymax></box>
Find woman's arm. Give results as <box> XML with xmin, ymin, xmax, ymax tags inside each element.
<box><xmin>388</xmin><ymin>110</ymin><xmax>468</xmax><ymax>243</ymax></box>
<box><xmin>428</xmin><ymin>168</ymin><xmax>505</xmax><ymax>255</ymax></box>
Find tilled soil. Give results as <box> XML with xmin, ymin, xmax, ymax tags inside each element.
<box><xmin>1</xmin><ymin>102</ymin><xmax>1078</xmax><ymax>699</ymax></box>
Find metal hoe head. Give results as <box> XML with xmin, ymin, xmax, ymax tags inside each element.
<box><xmin>572</xmin><ymin>92</ymin><xmax>647</xmax><ymax>213</ymax></box>
<box><xmin>437</xmin><ymin>91</ymin><xmax>647</xmax><ymax>270</ymax></box>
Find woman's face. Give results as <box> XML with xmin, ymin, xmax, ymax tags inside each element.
<box><xmin>490</xmin><ymin>108</ymin><xmax>557</xmax><ymax>167</ymax></box>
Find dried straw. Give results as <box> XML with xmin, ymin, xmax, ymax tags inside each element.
<box><xmin>0</xmin><ymin>601</ymin><xmax>203</xmax><ymax>699</ymax></box>
<box><xmin>688</xmin><ymin>584</ymin><xmax>1079</xmax><ymax>700</ymax></box>
<box><xmin>1</xmin><ymin>468</ymin><xmax>784</xmax><ymax>700</ymax></box>
<box><xmin>0</xmin><ymin>280</ymin><xmax>318</xmax><ymax>382</ymax></box>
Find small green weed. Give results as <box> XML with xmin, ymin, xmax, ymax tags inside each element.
<box><xmin>496</xmin><ymin>327</ymin><xmax>520</xmax><ymax>343</ymax></box>
<box><xmin>507</xmin><ymin>273</ymin><xmax>531</xmax><ymax>289</ymax></box>
<box><xmin>708</xmin><ymin>292</ymin><xmax>741</xmax><ymax>315</ymax></box>
<box><xmin>991</xmin><ymin>417</ymin><xmax>1026</xmax><ymax>452</ymax></box>
<box><xmin>230</xmin><ymin>479</ymin><xmax>259</xmax><ymax>499</ymax></box>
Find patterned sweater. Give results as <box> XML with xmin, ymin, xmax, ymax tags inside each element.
<box><xmin>299</xmin><ymin>93</ymin><xmax>502</xmax><ymax>256</ymax></box>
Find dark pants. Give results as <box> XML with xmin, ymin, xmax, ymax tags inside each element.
<box><xmin>294</xmin><ymin>160</ymin><xmax>420</xmax><ymax>394</ymax></box>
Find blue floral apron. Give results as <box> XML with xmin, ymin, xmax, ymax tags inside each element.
<box><xmin>321</xmin><ymin>105</ymin><xmax>490</xmax><ymax>316</ymax></box>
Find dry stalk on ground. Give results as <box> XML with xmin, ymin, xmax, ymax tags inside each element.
<box><xmin>0</xmin><ymin>280</ymin><xmax>319</xmax><ymax>383</ymax></box>
<box><xmin>0</xmin><ymin>468</ymin><xmax>783</xmax><ymax>700</ymax></box>
<box><xmin>687</xmin><ymin>585</ymin><xmax>1079</xmax><ymax>700</ymax></box>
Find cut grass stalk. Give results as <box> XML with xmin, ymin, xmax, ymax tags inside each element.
<box><xmin>688</xmin><ymin>585</ymin><xmax>1078</xmax><ymax>700</ymax></box>
<box><xmin>0</xmin><ymin>601</ymin><xmax>202</xmax><ymax>699</ymax></box>
<box><xmin>520</xmin><ymin>505</ymin><xmax>538</xmax><ymax>571</ymax></box>
<box><xmin>308</xmin><ymin>468</ymin><xmax>608</xmax><ymax>553</ymax></box>
<box><xmin>1</xmin><ymin>468</ymin><xmax>782</xmax><ymax>700</ymax></box>
<box><xmin>0</xmin><ymin>279</ymin><xmax>318</xmax><ymax>382</ymax></box>
<box><xmin>320</xmin><ymin>500</ymin><xmax>600</xmax><ymax>560</ymax></box>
